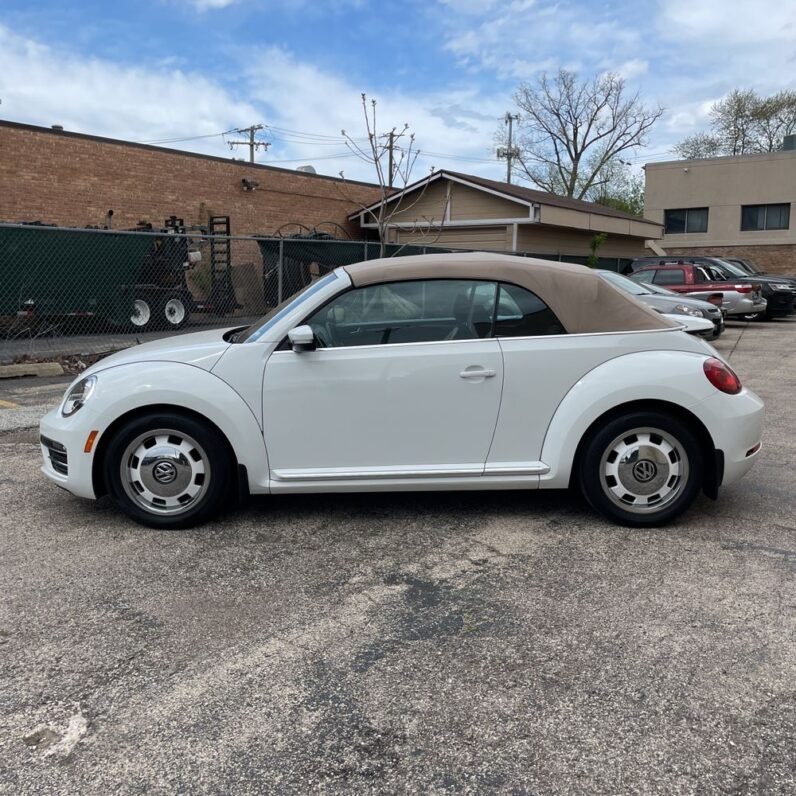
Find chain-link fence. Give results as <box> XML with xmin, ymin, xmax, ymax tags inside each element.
<box><xmin>0</xmin><ymin>221</ymin><xmax>632</xmax><ymax>365</ymax></box>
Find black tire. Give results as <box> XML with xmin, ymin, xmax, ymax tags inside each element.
<box><xmin>160</xmin><ymin>293</ymin><xmax>190</xmax><ymax>331</ymax></box>
<box><xmin>129</xmin><ymin>296</ymin><xmax>155</xmax><ymax>332</ymax></box>
<box><xmin>578</xmin><ymin>411</ymin><xmax>704</xmax><ymax>527</ymax></box>
<box><xmin>103</xmin><ymin>411</ymin><xmax>234</xmax><ymax>529</ymax></box>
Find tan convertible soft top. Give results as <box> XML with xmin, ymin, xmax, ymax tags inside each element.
<box><xmin>343</xmin><ymin>252</ymin><xmax>676</xmax><ymax>335</ymax></box>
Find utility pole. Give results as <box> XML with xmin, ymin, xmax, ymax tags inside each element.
<box><xmin>228</xmin><ymin>124</ymin><xmax>270</xmax><ymax>163</ymax></box>
<box><xmin>497</xmin><ymin>112</ymin><xmax>520</xmax><ymax>183</ymax></box>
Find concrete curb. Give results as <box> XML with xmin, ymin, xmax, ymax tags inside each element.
<box><xmin>0</xmin><ymin>362</ymin><xmax>65</xmax><ymax>379</ymax></box>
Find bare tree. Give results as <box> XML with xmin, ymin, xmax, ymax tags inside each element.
<box><xmin>675</xmin><ymin>89</ymin><xmax>796</xmax><ymax>158</ymax></box>
<box><xmin>509</xmin><ymin>70</ymin><xmax>663</xmax><ymax>199</ymax></box>
<box><xmin>338</xmin><ymin>94</ymin><xmax>440</xmax><ymax>257</ymax></box>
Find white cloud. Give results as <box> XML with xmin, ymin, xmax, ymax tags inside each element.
<box><xmin>185</xmin><ymin>0</ymin><xmax>238</xmax><ymax>9</ymax></box>
<box><xmin>611</xmin><ymin>59</ymin><xmax>649</xmax><ymax>81</ymax></box>
<box><xmin>0</xmin><ymin>25</ymin><xmax>260</xmax><ymax>155</ymax></box>
<box><xmin>659</xmin><ymin>0</ymin><xmax>796</xmax><ymax>46</ymax></box>
<box><xmin>441</xmin><ymin>0</ymin><xmax>642</xmax><ymax>81</ymax></box>
<box><xmin>242</xmin><ymin>46</ymin><xmax>509</xmax><ymax>180</ymax></box>
<box><xmin>0</xmin><ymin>24</ymin><xmax>509</xmax><ymax>182</ymax></box>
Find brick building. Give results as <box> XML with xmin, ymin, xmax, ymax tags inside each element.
<box><xmin>0</xmin><ymin>120</ymin><xmax>380</xmax><ymax>234</ymax></box>
<box><xmin>644</xmin><ymin>145</ymin><xmax>796</xmax><ymax>275</ymax></box>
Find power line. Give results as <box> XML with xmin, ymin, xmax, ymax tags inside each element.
<box><xmin>135</xmin><ymin>120</ymin><xmax>674</xmax><ymax>171</ymax></box>
<box><xmin>138</xmin><ymin>129</ymin><xmax>236</xmax><ymax>145</ymax></box>
<box><xmin>264</xmin><ymin>152</ymin><xmax>358</xmax><ymax>164</ymax></box>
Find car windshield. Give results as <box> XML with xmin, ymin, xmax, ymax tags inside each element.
<box><xmin>714</xmin><ymin>259</ymin><xmax>751</xmax><ymax>278</ymax></box>
<box><xmin>237</xmin><ymin>271</ymin><xmax>340</xmax><ymax>343</ymax></box>
<box><xmin>598</xmin><ymin>269</ymin><xmax>652</xmax><ymax>296</ymax></box>
<box><xmin>733</xmin><ymin>259</ymin><xmax>761</xmax><ymax>274</ymax></box>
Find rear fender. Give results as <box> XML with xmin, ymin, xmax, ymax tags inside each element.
<box><xmin>539</xmin><ymin>351</ymin><xmax>715</xmax><ymax>488</ymax></box>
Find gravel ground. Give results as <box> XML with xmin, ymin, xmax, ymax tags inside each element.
<box><xmin>0</xmin><ymin>320</ymin><xmax>794</xmax><ymax>794</ymax></box>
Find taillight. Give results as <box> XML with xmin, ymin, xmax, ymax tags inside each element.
<box><xmin>735</xmin><ymin>285</ymin><xmax>752</xmax><ymax>294</ymax></box>
<box><xmin>703</xmin><ymin>357</ymin><xmax>742</xmax><ymax>394</ymax></box>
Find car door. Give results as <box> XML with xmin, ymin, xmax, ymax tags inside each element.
<box><xmin>261</xmin><ymin>279</ymin><xmax>503</xmax><ymax>483</ymax></box>
<box><xmin>486</xmin><ymin>282</ymin><xmax>652</xmax><ymax>475</ymax></box>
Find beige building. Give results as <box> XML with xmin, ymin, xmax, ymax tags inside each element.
<box><xmin>644</xmin><ymin>147</ymin><xmax>796</xmax><ymax>274</ymax></box>
<box><xmin>350</xmin><ymin>171</ymin><xmax>661</xmax><ymax>269</ymax></box>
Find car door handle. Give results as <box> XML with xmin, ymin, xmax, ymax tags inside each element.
<box><xmin>459</xmin><ymin>368</ymin><xmax>496</xmax><ymax>379</ymax></box>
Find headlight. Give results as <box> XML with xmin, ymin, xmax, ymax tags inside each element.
<box><xmin>61</xmin><ymin>375</ymin><xmax>97</xmax><ymax>417</ymax></box>
<box><xmin>772</xmin><ymin>283</ymin><xmax>793</xmax><ymax>291</ymax></box>
<box><xmin>673</xmin><ymin>304</ymin><xmax>703</xmax><ymax>317</ymax></box>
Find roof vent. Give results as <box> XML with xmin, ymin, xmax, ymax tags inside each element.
<box><xmin>783</xmin><ymin>134</ymin><xmax>796</xmax><ymax>151</ymax></box>
<box><xmin>296</xmin><ymin>165</ymin><xmax>317</xmax><ymax>174</ymax></box>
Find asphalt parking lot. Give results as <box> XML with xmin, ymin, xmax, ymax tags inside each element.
<box><xmin>1</xmin><ymin>320</ymin><xmax>794</xmax><ymax>795</ymax></box>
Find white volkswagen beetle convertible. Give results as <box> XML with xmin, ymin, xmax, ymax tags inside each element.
<box><xmin>40</xmin><ymin>253</ymin><xmax>764</xmax><ymax>529</ymax></box>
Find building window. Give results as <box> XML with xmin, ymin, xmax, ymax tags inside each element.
<box><xmin>664</xmin><ymin>208</ymin><xmax>709</xmax><ymax>234</ymax></box>
<box><xmin>741</xmin><ymin>203</ymin><xmax>790</xmax><ymax>231</ymax></box>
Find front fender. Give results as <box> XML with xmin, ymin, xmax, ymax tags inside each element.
<box><xmin>87</xmin><ymin>362</ymin><xmax>269</xmax><ymax>491</ymax></box>
<box><xmin>539</xmin><ymin>350</ymin><xmax>714</xmax><ymax>488</ymax></box>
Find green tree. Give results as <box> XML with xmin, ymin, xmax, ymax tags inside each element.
<box><xmin>586</xmin><ymin>233</ymin><xmax>608</xmax><ymax>268</ymax></box>
<box><xmin>590</xmin><ymin>162</ymin><xmax>645</xmax><ymax>217</ymax></box>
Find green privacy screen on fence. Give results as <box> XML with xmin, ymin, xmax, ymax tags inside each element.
<box><xmin>0</xmin><ymin>225</ymin><xmax>156</xmax><ymax>324</ymax></box>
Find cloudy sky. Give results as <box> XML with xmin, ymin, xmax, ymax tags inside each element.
<box><xmin>1</xmin><ymin>0</ymin><xmax>794</xmax><ymax>182</ymax></box>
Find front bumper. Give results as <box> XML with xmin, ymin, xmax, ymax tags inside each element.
<box><xmin>764</xmin><ymin>291</ymin><xmax>796</xmax><ymax>316</ymax></box>
<box><xmin>40</xmin><ymin>407</ymin><xmax>99</xmax><ymax>499</ymax></box>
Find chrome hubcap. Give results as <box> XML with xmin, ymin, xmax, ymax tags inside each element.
<box><xmin>599</xmin><ymin>427</ymin><xmax>688</xmax><ymax>514</ymax></box>
<box><xmin>131</xmin><ymin>299</ymin><xmax>151</xmax><ymax>327</ymax></box>
<box><xmin>165</xmin><ymin>298</ymin><xmax>186</xmax><ymax>326</ymax></box>
<box><xmin>120</xmin><ymin>429</ymin><xmax>210</xmax><ymax>516</ymax></box>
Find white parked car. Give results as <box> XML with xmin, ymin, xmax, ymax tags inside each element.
<box><xmin>40</xmin><ymin>253</ymin><xmax>764</xmax><ymax>529</ymax></box>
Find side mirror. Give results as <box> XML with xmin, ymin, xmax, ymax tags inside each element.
<box><xmin>288</xmin><ymin>325</ymin><xmax>316</xmax><ymax>352</ymax></box>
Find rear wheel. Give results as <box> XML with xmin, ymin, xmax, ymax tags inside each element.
<box><xmin>103</xmin><ymin>412</ymin><xmax>233</xmax><ymax>529</ymax></box>
<box><xmin>578</xmin><ymin>411</ymin><xmax>703</xmax><ymax>527</ymax></box>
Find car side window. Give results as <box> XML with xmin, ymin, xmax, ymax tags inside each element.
<box><xmin>652</xmin><ymin>269</ymin><xmax>684</xmax><ymax>285</ymax></box>
<box><xmin>494</xmin><ymin>283</ymin><xmax>566</xmax><ymax>337</ymax></box>
<box><xmin>304</xmin><ymin>279</ymin><xmax>497</xmax><ymax>348</ymax></box>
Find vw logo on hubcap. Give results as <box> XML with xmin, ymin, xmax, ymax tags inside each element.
<box><xmin>632</xmin><ymin>459</ymin><xmax>658</xmax><ymax>483</ymax></box>
<box><xmin>152</xmin><ymin>460</ymin><xmax>178</xmax><ymax>484</ymax></box>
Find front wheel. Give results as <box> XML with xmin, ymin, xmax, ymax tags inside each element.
<box><xmin>161</xmin><ymin>294</ymin><xmax>190</xmax><ymax>330</ymax></box>
<box><xmin>103</xmin><ymin>412</ymin><xmax>233</xmax><ymax>529</ymax></box>
<box><xmin>578</xmin><ymin>411</ymin><xmax>704</xmax><ymax>527</ymax></box>
<box><xmin>130</xmin><ymin>297</ymin><xmax>154</xmax><ymax>331</ymax></box>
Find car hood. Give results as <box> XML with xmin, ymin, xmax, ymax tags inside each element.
<box><xmin>83</xmin><ymin>328</ymin><xmax>235</xmax><ymax>377</ymax></box>
<box><xmin>734</xmin><ymin>274</ymin><xmax>795</xmax><ymax>287</ymax></box>
<box><xmin>757</xmin><ymin>272</ymin><xmax>796</xmax><ymax>284</ymax></box>
<box><xmin>639</xmin><ymin>294</ymin><xmax>715</xmax><ymax>313</ymax></box>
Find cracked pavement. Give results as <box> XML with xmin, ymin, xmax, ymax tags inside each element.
<box><xmin>0</xmin><ymin>319</ymin><xmax>794</xmax><ymax>794</ymax></box>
